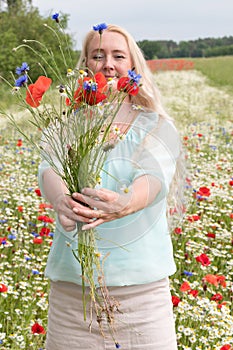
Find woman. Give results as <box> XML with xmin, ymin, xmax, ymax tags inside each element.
<box><xmin>39</xmin><ymin>24</ymin><xmax>183</xmax><ymax>349</ymax></box>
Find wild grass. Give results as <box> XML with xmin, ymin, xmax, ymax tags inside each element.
<box><xmin>191</xmin><ymin>56</ymin><xmax>233</xmax><ymax>94</ymax></box>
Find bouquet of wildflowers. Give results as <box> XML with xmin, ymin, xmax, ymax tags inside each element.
<box><xmin>1</xmin><ymin>18</ymin><xmax>141</xmax><ymax>347</ymax></box>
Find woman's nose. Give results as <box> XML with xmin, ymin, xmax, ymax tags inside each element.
<box><xmin>103</xmin><ymin>56</ymin><xmax>114</xmax><ymax>70</ymax></box>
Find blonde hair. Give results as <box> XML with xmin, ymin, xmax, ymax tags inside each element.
<box><xmin>77</xmin><ymin>24</ymin><xmax>169</xmax><ymax>118</ymax></box>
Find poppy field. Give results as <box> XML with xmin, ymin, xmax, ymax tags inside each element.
<box><xmin>1</xmin><ymin>68</ymin><xmax>233</xmax><ymax>349</ymax></box>
<box><xmin>147</xmin><ymin>58</ymin><xmax>194</xmax><ymax>72</ymax></box>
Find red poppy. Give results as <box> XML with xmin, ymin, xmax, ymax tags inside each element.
<box><xmin>171</xmin><ymin>295</ymin><xmax>181</xmax><ymax>307</ymax></box>
<box><xmin>0</xmin><ymin>283</ymin><xmax>8</xmax><ymax>293</ymax></box>
<box><xmin>17</xmin><ymin>205</ymin><xmax>23</xmax><ymax>212</ymax></box>
<box><xmin>206</xmin><ymin>232</ymin><xmax>216</xmax><ymax>239</ymax></box>
<box><xmin>203</xmin><ymin>274</ymin><xmax>226</xmax><ymax>287</ymax></box>
<box><xmin>195</xmin><ymin>253</ymin><xmax>211</xmax><ymax>266</ymax></box>
<box><xmin>39</xmin><ymin>227</ymin><xmax>50</xmax><ymax>236</ymax></box>
<box><xmin>26</xmin><ymin>76</ymin><xmax>52</xmax><ymax>108</ymax></box>
<box><xmin>229</xmin><ymin>179</ymin><xmax>233</xmax><ymax>186</ymax></box>
<box><xmin>117</xmin><ymin>76</ymin><xmax>139</xmax><ymax>96</ymax></box>
<box><xmin>211</xmin><ymin>293</ymin><xmax>223</xmax><ymax>302</ymax></box>
<box><xmin>203</xmin><ymin>274</ymin><xmax>218</xmax><ymax>286</ymax></box>
<box><xmin>33</xmin><ymin>237</ymin><xmax>43</xmax><ymax>244</ymax></box>
<box><xmin>35</xmin><ymin>188</ymin><xmax>42</xmax><ymax>196</ymax></box>
<box><xmin>31</xmin><ymin>322</ymin><xmax>46</xmax><ymax>334</ymax></box>
<box><xmin>217</xmin><ymin>275</ymin><xmax>227</xmax><ymax>288</ymax></box>
<box><xmin>37</xmin><ymin>215</ymin><xmax>54</xmax><ymax>223</ymax></box>
<box><xmin>188</xmin><ymin>289</ymin><xmax>198</xmax><ymax>298</ymax></box>
<box><xmin>67</xmin><ymin>72</ymin><xmax>107</xmax><ymax>108</ymax></box>
<box><xmin>39</xmin><ymin>203</ymin><xmax>53</xmax><ymax>210</ymax></box>
<box><xmin>180</xmin><ymin>281</ymin><xmax>191</xmax><ymax>292</ymax></box>
<box><xmin>195</xmin><ymin>186</ymin><xmax>211</xmax><ymax>200</ymax></box>
<box><xmin>17</xmin><ymin>139</ymin><xmax>23</xmax><ymax>147</ymax></box>
<box><xmin>174</xmin><ymin>227</ymin><xmax>182</xmax><ymax>234</ymax></box>
<box><xmin>220</xmin><ymin>345</ymin><xmax>232</xmax><ymax>350</ymax></box>
<box><xmin>217</xmin><ymin>302</ymin><xmax>227</xmax><ymax>309</ymax></box>
<box><xmin>187</xmin><ymin>214</ymin><xmax>201</xmax><ymax>222</ymax></box>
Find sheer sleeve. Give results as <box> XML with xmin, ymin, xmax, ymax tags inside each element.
<box><xmin>131</xmin><ymin>114</ymin><xmax>181</xmax><ymax>204</ymax></box>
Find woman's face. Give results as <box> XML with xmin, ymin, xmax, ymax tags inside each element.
<box><xmin>86</xmin><ymin>31</ymin><xmax>133</xmax><ymax>81</ymax></box>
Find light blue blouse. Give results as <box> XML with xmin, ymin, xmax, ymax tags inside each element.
<box><xmin>38</xmin><ymin>111</ymin><xmax>180</xmax><ymax>286</ymax></box>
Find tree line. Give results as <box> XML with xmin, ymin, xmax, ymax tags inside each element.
<box><xmin>137</xmin><ymin>37</ymin><xmax>233</xmax><ymax>60</ymax></box>
<box><xmin>0</xmin><ymin>0</ymin><xmax>232</xmax><ymax>83</ymax></box>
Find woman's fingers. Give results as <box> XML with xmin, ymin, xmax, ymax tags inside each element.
<box><xmin>72</xmin><ymin>188</ymin><xmax>118</xmax><ymax>210</ymax></box>
<box><xmin>71</xmin><ymin>188</ymin><xmax>132</xmax><ymax>228</ymax></box>
<box><xmin>81</xmin><ymin>219</ymin><xmax>104</xmax><ymax>230</ymax></box>
<box><xmin>58</xmin><ymin>214</ymin><xmax>76</xmax><ymax>232</ymax></box>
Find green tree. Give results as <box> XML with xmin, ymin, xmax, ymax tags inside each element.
<box><xmin>0</xmin><ymin>6</ymin><xmax>78</xmax><ymax>85</ymax></box>
<box><xmin>205</xmin><ymin>45</ymin><xmax>233</xmax><ymax>57</ymax></box>
<box><xmin>2</xmin><ymin>0</ymin><xmax>32</xmax><ymax>14</ymax></box>
<box><xmin>137</xmin><ymin>40</ymin><xmax>161</xmax><ymax>60</ymax></box>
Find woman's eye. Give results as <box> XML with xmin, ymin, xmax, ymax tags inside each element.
<box><xmin>93</xmin><ymin>55</ymin><xmax>104</xmax><ymax>61</ymax></box>
<box><xmin>115</xmin><ymin>55</ymin><xmax>125</xmax><ymax>59</ymax></box>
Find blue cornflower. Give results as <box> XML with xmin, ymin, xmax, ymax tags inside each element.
<box><xmin>15</xmin><ymin>75</ymin><xmax>28</xmax><ymax>87</ymax></box>
<box><xmin>128</xmin><ymin>69</ymin><xmax>142</xmax><ymax>85</ymax></box>
<box><xmin>15</xmin><ymin>62</ymin><xmax>29</xmax><ymax>75</ymax></box>
<box><xmin>83</xmin><ymin>80</ymin><xmax>97</xmax><ymax>92</ymax></box>
<box><xmin>8</xmin><ymin>234</ymin><xmax>16</xmax><ymax>240</ymax></box>
<box><xmin>52</xmin><ymin>12</ymin><xmax>59</xmax><ymax>23</ymax></box>
<box><xmin>28</xmin><ymin>221</ymin><xmax>36</xmax><ymax>227</ymax></box>
<box><xmin>31</xmin><ymin>231</ymin><xmax>39</xmax><ymax>237</ymax></box>
<box><xmin>183</xmin><ymin>270</ymin><xmax>193</xmax><ymax>277</ymax></box>
<box><xmin>93</xmin><ymin>22</ymin><xmax>108</xmax><ymax>34</ymax></box>
<box><xmin>32</xmin><ymin>269</ymin><xmax>40</xmax><ymax>275</ymax></box>
<box><xmin>115</xmin><ymin>343</ymin><xmax>121</xmax><ymax>349</ymax></box>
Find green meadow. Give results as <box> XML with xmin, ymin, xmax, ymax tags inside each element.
<box><xmin>191</xmin><ymin>56</ymin><xmax>233</xmax><ymax>94</ymax></box>
<box><xmin>0</xmin><ymin>57</ymin><xmax>233</xmax><ymax>349</ymax></box>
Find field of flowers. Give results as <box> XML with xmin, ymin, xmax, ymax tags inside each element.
<box><xmin>1</xmin><ymin>69</ymin><xmax>233</xmax><ymax>349</ymax></box>
<box><xmin>147</xmin><ymin>58</ymin><xmax>194</xmax><ymax>72</ymax></box>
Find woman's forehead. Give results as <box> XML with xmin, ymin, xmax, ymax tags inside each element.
<box><xmin>88</xmin><ymin>31</ymin><xmax>129</xmax><ymax>52</ymax></box>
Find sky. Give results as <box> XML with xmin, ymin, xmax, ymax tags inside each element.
<box><xmin>32</xmin><ymin>0</ymin><xmax>233</xmax><ymax>49</ymax></box>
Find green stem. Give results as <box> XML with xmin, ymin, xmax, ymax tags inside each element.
<box><xmin>81</xmin><ymin>261</ymin><xmax>87</xmax><ymax>321</ymax></box>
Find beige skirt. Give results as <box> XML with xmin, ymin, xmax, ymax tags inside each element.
<box><xmin>45</xmin><ymin>278</ymin><xmax>177</xmax><ymax>350</ymax></box>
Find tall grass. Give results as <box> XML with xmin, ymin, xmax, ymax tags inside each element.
<box><xmin>191</xmin><ymin>56</ymin><xmax>233</xmax><ymax>94</ymax></box>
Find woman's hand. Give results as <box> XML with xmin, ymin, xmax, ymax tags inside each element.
<box><xmin>72</xmin><ymin>175</ymin><xmax>161</xmax><ymax>230</ymax></box>
<box><xmin>72</xmin><ymin>187</ymin><xmax>132</xmax><ymax>230</ymax></box>
<box><xmin>53</xmin><ymin>194</ymin><xmax>94</xmax><ymax>232</ymax></box>
<box><xmin>41</xmin><ymin>167</ymin><xmax>94</xmax><ymax>232</ymax></box>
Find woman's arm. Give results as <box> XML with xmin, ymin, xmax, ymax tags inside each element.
<box><xmin>41</xmin><ymin>167</ymin><xmax>92</xmax><ymax>231</ymax></box>
<box><xmin>72</xmin><ymin>174</ymin><xmax>161</xmax><ymax>230</ymax></box>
